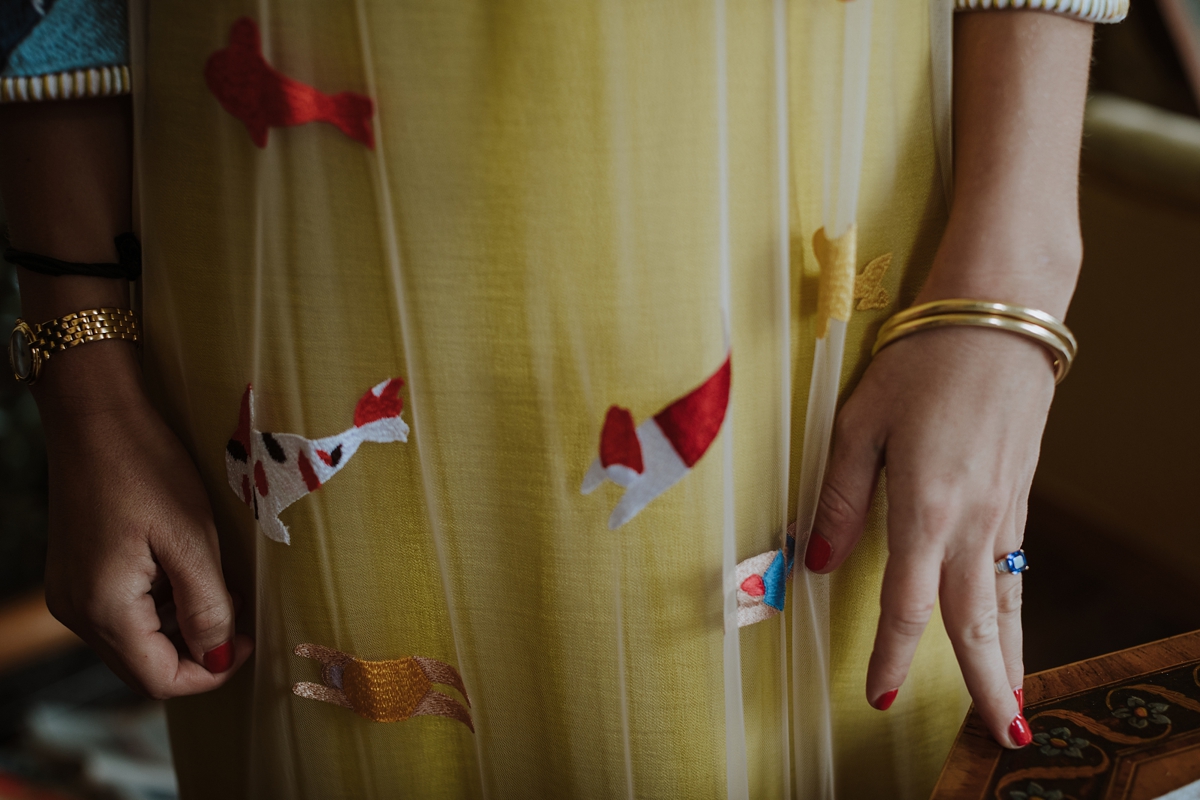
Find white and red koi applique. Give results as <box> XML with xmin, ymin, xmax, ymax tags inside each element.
<box><xmin>581</xmin><ymin>355</ymin><xmax>731</xmax><ymax>529</ymax></box>
<box><xmin>225</xmin><ymin>379</ymin><xmax>409</xmax><ymax>543</ymax></box>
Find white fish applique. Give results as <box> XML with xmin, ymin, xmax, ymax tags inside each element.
<box><xmin>581</xmin><ymin>355</ymin><xmax>731</xmax><ymax>529</ymax></box>
<box><xmin>225</xmin><ymin>379</ymin><xmax>409</xmax><ymax>543</ymax></box>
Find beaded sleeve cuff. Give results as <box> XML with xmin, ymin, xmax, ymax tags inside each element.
<box><xmin>954</xmin><ymin>0</ymin><xmax>1129</xmax><ymax>24</ymax></box>
<box><xmin>0</xmin><ymin>65</ymin><xmax>130</xmax><ymax>103</ymax></box>
<box><xmin>0</xmin><ymin>0</ymin><xmax>131</xmax><ymax>103</ymax></box>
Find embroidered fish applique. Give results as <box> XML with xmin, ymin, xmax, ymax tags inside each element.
<box><xmin>736</xmin><ymin>548</ymin><xmax>788</xmax><ymax>627</ymax></box>
<box><xmin>581</xmin><ymin>355</ymin><xmax>731</xmax><ymax>529</ymax></box>
<box><xmin>292</xmin><ymin>643</ymin><xmax>473</xmax><ymax>732</ymax></box>
<box><xmin>225</xmin><ymin>379</ymin><xmax>409</xmax><ymax>543</ymax></box>
<box><xmin>204</xmin><ymin>17</ymin><xmax>375</xmax><ymax>149</ymax></box>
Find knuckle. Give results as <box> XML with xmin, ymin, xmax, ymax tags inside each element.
<box><xmin>181</xmin><ymin>598</ymin><xmax>233</xmax><ymax>641</ymax></box>
<box><xmin>973</xmin><ymin>499</ymin><xmax>1008</xmax><ymax>533</ymax></box>
<box><xmin>910</xmin><ymin>493</ymin><xmax>954</xmax><ymax>539</ymax></box>
<box><xmin>883</xmin><ymin>599</ymin><xmax>936</xmax><ymax>639</ymax></box>
<box><xmin>960</xmin><ymin>608</ymin><xmax>1001</xmax><ymax>647</ymax></box>
<box><xmin>816</xmin><ymin>479</ymin><xmax>860</xmax><ymax>534</ymax></box>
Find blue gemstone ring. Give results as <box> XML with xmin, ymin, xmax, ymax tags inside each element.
<box><xmin>994</xmin><ymin>550</ymin><xmax>1029</xmax><ymax>575</ymax></box>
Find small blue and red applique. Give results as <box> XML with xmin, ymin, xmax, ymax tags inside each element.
<box><xmin>205</xmin><ymin>17</ymin><xmax>375</xmax><ymax>149</ymax></box>
<box><xmin>735</xmin><ymin>546</ymin><xmax>791</xmax><ymax>627</ymax></box>
<box><xmin>225</xmin><ymin>379</ymin><xmax>408</xmax><ymax>543</ymax></box>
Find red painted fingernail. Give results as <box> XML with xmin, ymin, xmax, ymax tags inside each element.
<box><xmin>204</xmin><ymin>641</ymin><xmax>234</xmax><ymax>673</ymax></box>
<box><xmin>1014</xmin><ymin>687</ymin><xmax>1024</xmax><ymax>712</ymax></box>
<box><xmin>805</xmin><ymin>535</ymin><xmax>832</xmax><ymax>572</ymax></box>
<box><xmin>872</xmin><ymin>689</ymin><xmax>899</xmax><ymax>711</ymax></box>
<box><xmin>1009</xmin><ymin>713</ymin><xmax>1032</xmax><ymax>747</ymax></box>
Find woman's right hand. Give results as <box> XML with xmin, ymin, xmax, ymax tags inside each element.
<box><xmin>37</xmin><ymin>339</ymin><xmax>253</xmax><ymax>699</ymax></box>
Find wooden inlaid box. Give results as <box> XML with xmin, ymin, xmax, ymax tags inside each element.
<box><xmin>932</xmin><ymin>630</ymin><xmax>1200</xmax><ymax>800</ymax></box>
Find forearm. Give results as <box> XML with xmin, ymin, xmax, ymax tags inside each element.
<box><xmin>1</xmin><ymin>99</ymin><xmax>247</xmax><ymax>691</ymax></box>
<box><xmin>0</xmin><ymin>98</ymin><xmax>140</xmax><ymax>411</ymax></box>
<box><xmin>922</xmin><ymin>11</ymin><xmax>1095</xmax><ymax>318</ymax></box>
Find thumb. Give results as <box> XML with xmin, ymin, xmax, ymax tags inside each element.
<box><xmin>804</xmin><ymin>406</ymin><xmax>883</xmax><ymax>574</ymax></box>
<box><xmin>156</xmin><ymin>526</ymin><xmax>237</xmax><ymax>674</ymax></box>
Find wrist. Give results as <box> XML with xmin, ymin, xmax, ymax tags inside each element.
<box><xmin>917</xmin><ymin>215</ymin><xmax>1082</xmax><ymax>319</ymax></box>
<box><xmin>30</xmin><ymin>338</ymin><xmax>146</xmax><ymax>423</ymax></box>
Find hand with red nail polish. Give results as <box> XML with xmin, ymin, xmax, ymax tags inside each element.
<box><xmin>6</xmin><ymin>96</ymin><xmax>254</xmax><ymax>700</ymax></box>
<box><xmin>805</xmin><ymin>310</ymin><xmax>1050</xmax><ymax>745</ymax></box>
<box><xmin>806</xmin><ymin>318</ymin><xmax>1047</xmax><ymax>745</ymax></box>
<box><xmin>795</xmin><ymin>11</ymin><xmax>1092</xmax><ymax>752</ymax></box>
<box><xmin>36</xmin><ymin>352</ymin><xmax>254</xmax><ymax>699</ymax></box>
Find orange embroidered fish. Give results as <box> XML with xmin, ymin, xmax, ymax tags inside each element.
<box><xmin>225</xmin><ymin>379</ymin><xmax>408</xmax><ymax>544</ymax></box>
<box><xmin>205</xmin><ymin>17</ymin><xmax>375</xmax><ymax>149</ymax></box>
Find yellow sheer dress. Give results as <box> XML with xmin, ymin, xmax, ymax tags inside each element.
<box><xmin>132</xmin><ymin>0</ymin><xmax>970</xmax><ymax>797</ymax></box>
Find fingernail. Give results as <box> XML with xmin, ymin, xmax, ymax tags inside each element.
<box><xmin>872</xmin><ymin>689</ymin><xmax>899</xmax><ymax>711</ymax></box>
<box><xmin>204</xmin><ymin>641</ymin><xmax>234</xmax><ymax>673</ymax></box>
<box><xmin>1014</xmin><ymin>687</ymin><xmax>1024</xmax><ymax>712</ymax></box>
<box><xmin>805</xmin><ymin>535</ymin><xmax>832</xmax><ymax>572</ymax></box>
<box><xmin>1009</xmin><ymin>713</ymin><xmax>1032</xmax><ymax>747</ymax></box>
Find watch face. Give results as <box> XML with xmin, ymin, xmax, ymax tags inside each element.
<box><xmin>9</xmin><ymin>323</ymin><xmax>32</xmax><ymax>381</ymax></box>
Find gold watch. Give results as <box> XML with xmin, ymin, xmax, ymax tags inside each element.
<box><xmin>8</xmin><ymin>307</ymin><xmax>140</xmax><ymax>385</ymax></box>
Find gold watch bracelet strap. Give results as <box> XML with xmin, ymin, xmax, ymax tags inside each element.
<box><xmin>872</xmin><ymin>300</ymin><xmax>1076</xmax><ymax>384</ymax></box>
<box><xmin>31</xmin><ymin>307</ymin><xmax>140</xmax><ymax>355</ymax></box>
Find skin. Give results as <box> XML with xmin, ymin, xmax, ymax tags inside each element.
<box><xmin>805</xmin><ymin>12</ymin><xmax>1093</xmax><ymax>749</ymax></box>
<box><xmin>0</xmin><ymin>11</ymin><xmax>1091</xmax><ymax>746</ymax></box>
<box><xmin>0</xmin><ymin>98</ymin><xmax>252</xmax><ymax>699</ymax></box>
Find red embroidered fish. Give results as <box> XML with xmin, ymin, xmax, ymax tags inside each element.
<box><xmin>581</xmin><ymin>355</ymin><xmax>731</xmax><ymax>528</ymax></box>
<box><xmin>205</xmin><ymin>17</ymin><xmax>375</xmax><ymax>149</ymax></box>
<box><xmin>225</xmin><ymin>379</ymin><xmax>408</xmax><ymax>543</ymax></box>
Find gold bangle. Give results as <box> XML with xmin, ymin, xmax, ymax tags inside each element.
<box><xmin>876</xmin><ymin>299</ymin><xmax>1077</xmax><ymax>361</ymax></box>
<box><xmin>872</xmin><ymin>301</ymin><xmax>1075</xmax><ymax>384</ymax></box>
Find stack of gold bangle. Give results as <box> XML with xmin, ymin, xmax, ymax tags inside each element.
<box><xmin>872</xmin><ymin>300</ymin><xmax>1077</xmax><ymax>384</ymax></box>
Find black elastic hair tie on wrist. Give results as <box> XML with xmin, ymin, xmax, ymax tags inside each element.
<box><xmin>3</xmin><ymin>233</ymin><xmax>142</xmax><ymax>280</ymax></box>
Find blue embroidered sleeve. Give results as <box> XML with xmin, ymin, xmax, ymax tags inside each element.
<box><xmin>0</xmin><ymin>0</ymin><xmax>129</xmax><ymax>102</ymax></box>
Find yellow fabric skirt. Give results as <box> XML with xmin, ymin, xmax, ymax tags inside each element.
<box><xmin>134</xmin><ymin>0</ymin><xmax>970</xmax><ymax>797</ymax></box>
